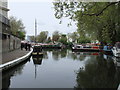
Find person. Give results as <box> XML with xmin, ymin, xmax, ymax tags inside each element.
<box><xmin>25</xmin><ymin>42</ymin><xmax>28</xmax><ymax>51</ymax></box>
<box><xmin>27</xmin><ymin>41</ymin><xmax>31</xmax><ymax>51</ymax></box>
<box><xmin>21</xmin><ymin>41</ymin><xmax>24</xmax><ymax>50</ymax></box>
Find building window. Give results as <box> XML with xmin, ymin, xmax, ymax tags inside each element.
<box><xmin>2</xmin><ymin>34</ymin><xmax>7</xmax><ymax>40</ymax></box>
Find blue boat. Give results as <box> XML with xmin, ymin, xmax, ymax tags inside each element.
<box><xmin>103</xmin><ymin>45</ymin><xmax>113</xmax><ymax>55</ymax></box>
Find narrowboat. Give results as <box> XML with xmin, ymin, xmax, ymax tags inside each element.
<box><xmin>32</xmin><ymin>45</ymin><xmax>43</xmax><ymax>57</ymax></box>
<box><xmin>112</xmin><ymin>42</ymin><xmax>120</xmax><ymax>57</ymax></box>
<box><xmin>103</xmin><ymin>45</ymin><xmax>113</xmax><ymax>55</ymax></box>
<box><xmin>72</xmin><ymin>44</ymin><xmax>100</xmax><ymax>52</ymax></box>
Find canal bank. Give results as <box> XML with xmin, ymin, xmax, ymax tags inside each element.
<box><xmin>0</xmin><ymin>48</ymin><xmax>33</xmax><ymax>71</ymax></box>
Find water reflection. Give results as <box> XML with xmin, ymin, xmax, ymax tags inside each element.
<box><xmin>32</xmin><ymin>55</ymin><xmax>43</xmax><ymax>79</ymax></box>
<box><xmin>2</xmin><ymin>57</ymin><xmax>31</xmax><ymax>89</ymax></box>
<box><xmin>43</xmin><ymin>49</ymin><xmax>68</xmax><ymax>60</ymax></box>
<box><xmin>32</xmin><ymin>55</ymin><xmax>43</xmax><ymax>65</ymax></box>
<box><xmin>75</xmin><ymin>53</ymin><xmax>120</xmax><ymax>89</ymax></box>
<box><xmin>70</xmin><ymin>52</ymin><xmax>100</xmax><ymax>61</ymax></box>
<box><xmin>2</xmin><ymin>49</ymin><xmax>120</xmax><ymax>89</ymax></box>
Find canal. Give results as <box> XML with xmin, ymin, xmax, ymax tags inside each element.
<box><xmin>2</xmin><ymin>49</ymin><xmax>120</xmax><ymax>89</ymax></box>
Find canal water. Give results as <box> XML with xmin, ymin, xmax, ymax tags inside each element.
<box><xmin>2</xmin><ymin>49</ymin><xmax>120</xmax><ymax>89</ymax></box>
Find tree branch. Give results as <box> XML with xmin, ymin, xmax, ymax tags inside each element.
<box><xmin>82</xmin><ymin>2</ymin><xmax>118</xmax><ymax>16</ymax></box>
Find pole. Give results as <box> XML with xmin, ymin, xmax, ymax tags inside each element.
<box><xmin>35</xmin><ymin>19</ymin><xmax>37</xmax><ymax>43</ymax></box>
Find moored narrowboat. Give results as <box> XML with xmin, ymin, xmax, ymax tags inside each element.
<box><xmin>112</xmin><ymin>42</ymin><xmax>120</xmax><ymax>57</ymax></box>
<box><xmin>32</xmin><ymin>45</ymin><xmax>43</xmax><ymax>57</ymax></box>
<box><xmin>72</xmin><ymin>44</ymin><xmax>100</xmax><ymax>52</ymax></box>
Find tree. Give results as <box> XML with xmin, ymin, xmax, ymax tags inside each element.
<box><xmin>52</xmin><ymin>31</ymin><xmax>60</xmax><ymax>42</ymax></box>
<box><xmin>37</xmin><ymin>31</ymin><xmax>48</xmax><ymax>43</ymax></box>
<box><xmin>67</xmin><ymin>32</ymin><xmax>79</xmax><ymax>43</ymax></box>
<box><xmin>29</xmin><ymin>36</ymin><xmax>35</xmax><ymax>42</ymax></box>
<box><xmin>46</xmin><ymin>37</ymin><xmax>52</xmax><ymax>43</ymax></box>
<box><xmin>53</xmin><ymin>1</ymin><xmax>120</xmax><ymax>44</ymax></box>
<box><xmin>9</xmin><ymin>16</ymin><xmax>26</xmax><ymax>40</ymax></box>
<box><xmin>59</xmin><ymin>34</ymin><xmax>67</xmax><ymax>45</ymax></box>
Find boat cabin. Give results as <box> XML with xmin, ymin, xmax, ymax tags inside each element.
<box><xmin>33</xmin><ymin>46</ymin><xmax>42</xmax><ymax>52</ymax></box>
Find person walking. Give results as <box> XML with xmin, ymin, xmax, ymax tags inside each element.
<box><xmin>21</xmin><ymin>41</ymin><xmax>24</xmax><ymax>50</ymax></box>
<box><xmin>27</xmin><ymin>41</ymin><xmax>31</xmax><ymax>51</ymax></box>
<box><xmin>25</xmin><ymin>42</ymin><xmax>28</xmax><ymax>51</ymax></box>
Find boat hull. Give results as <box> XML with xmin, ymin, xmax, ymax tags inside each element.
<box><xmin>72</xmin><ymin>48</ymin><xmax>100</xmax><ymax>52</ymax></box>
<box><xmin>102</xmin><ymin>50</ymin><xmax>113</xmax><ymax>55</ymax></box>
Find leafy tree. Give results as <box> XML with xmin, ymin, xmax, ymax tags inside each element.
<box><xmin>37</xmin><ymin>31</ymin><xmax>48</xmax><ymax>43</ymax></box>
<box><xmin>67</xmin><ymin>32</ymin><xmax>79</xmax><ymax>43</ymax></box>
<box><xmin>9</xmin><ymin>16</ymin><xmax>26</xmax><ymax>40</ymax></box>
<box><xmin>53</xmin><ymin>1</ymin><xmax>120</xmax><ymax>44</ymax></box>
<box><xmin>77</xmin><ymin>37</ymin><xmax>91</xmax><ymax>44</ymax></box>
<box><xmin>46</xmin><ymin>37</ymin><xmax>52</xmax><ymax>43</ymax></box>
<box><xmin>52</xmin><ymin>30</ymin><xmax>60</xmax><ymax>42</ymax></box>
<box><xmin>29</xmin><ymin>36</ymin><xmax>35</xmax><ymax>42</ymax></box>
<box><xmin>59</xmin><ymin>34</ymin><xmax>67</xmax><ymax>45</ymax></box>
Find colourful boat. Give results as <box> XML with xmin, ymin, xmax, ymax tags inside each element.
<box><xmin>72</xmin><ymin>44</ymin><xmax>100</xmax><ymax>52</ymax></box>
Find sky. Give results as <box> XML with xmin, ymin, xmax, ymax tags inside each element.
<box><xmin>8</xmin><ymin>0</ymin><xmax>77</xmax><ymax>37</ymax></box>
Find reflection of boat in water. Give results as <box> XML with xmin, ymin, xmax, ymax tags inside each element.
<box><xmin>72</xmin><ymin>45</ymin><xmax>100</xmax><ymax>52</ymax></box>
<box><xmin>32</xmin><ymin>56</ymin><xmax>43</xmax><ymax>65</ymax></box>
<box><xmin>103</xmin><ymin>45</ymin><xmax>113</xmax><ymax>55</ymax></box>
<box><xmin>113</xmin><ymin>57</ymin><xmax>120</xmax><ymax>67</ymax></box>
<box><xmin>72</xmin><ymin>51</ymin><xmax>100</xmax><ymax>56</ymax></box>
<box><xmin>32</xmin><ymin>45</ymin><xmax>43</xmax><ymax>58</ymax></box>
<box><xmin>112</xmin><ymin>42</ymin><xmax>120</xmax><ymax>58</ymax></box>
<box><xmin>32</xmin><ymin>55</ymin><xmax>43</xmax><ymax>79</ymax></box>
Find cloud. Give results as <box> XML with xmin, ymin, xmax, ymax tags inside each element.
<box><xmin>9</xmin><ymin>0</ymin><xmax>53</xmax><ymax>3</ymax></box>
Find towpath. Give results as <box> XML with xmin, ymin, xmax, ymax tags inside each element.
<box><xmin>1</xmin><ymin>49</ymin><xmax>30</xmax><ymax>64</ymax></box>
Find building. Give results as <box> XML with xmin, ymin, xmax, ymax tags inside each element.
<box><xmin>0</xmin><ymin>0</ymin><xmax>21</xmax><ymax>53</ymax></box>
<box><xmin>0</xmin><ymin>0</ymin><xmax>10</xmax><ymax>53</ymax></box>
<box><xmin>0</xmin><ymin>0</ymin><xmax>10</xmax><ymax>33</ymax></box>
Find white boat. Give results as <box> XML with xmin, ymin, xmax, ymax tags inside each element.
<box><xmin>112</xmin><ymin>42</ymin><xmax>120</xmax><ymax>57</ymax></box>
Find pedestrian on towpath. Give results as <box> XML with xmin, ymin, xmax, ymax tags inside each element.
<box><xmin>27</xmin><ymin>41</ymin><xmax>31</xmax><ymax>51</ymax></box>
<box><xmin>25</xmin><ymin>42</ymin><xmax>28</xmax><ymax>51</ymax></box>
<box><xmin>21</xmin><ymin>41</ymin><xmax>24</xmax><ymax>50</ymax></box>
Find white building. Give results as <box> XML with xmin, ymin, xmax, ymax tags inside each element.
<box><xmin>0</xmin><ymin>0</ymin><xmax>9</xmax><ymax>18</ymax></box>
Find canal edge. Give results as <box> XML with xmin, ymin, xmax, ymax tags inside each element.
<box><xmin>0</xmin><ymin>49</ymin><xmax>33</xmax><ymax>71</ymax></box>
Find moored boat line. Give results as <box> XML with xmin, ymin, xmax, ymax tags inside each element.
<box><xmin>72</xmin><ymin>44</ymin><xmax>101</xmax><ymax>52</ymax></box>
<box><xmin>112</xmin><ymin>42</ymin><xmax>120</xmax><ymax>58</ymax></box>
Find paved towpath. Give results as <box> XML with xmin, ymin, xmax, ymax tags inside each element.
<box><xmin>1</xmin><ymin>49</ymin><xmax>31</xmax><ymax>64</ymax></box>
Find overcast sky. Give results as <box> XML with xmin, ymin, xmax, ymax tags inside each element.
<box><xmin>8</xmin><ymin>0</ymin><xmax>77</xmax><ymax>36</ymax></box>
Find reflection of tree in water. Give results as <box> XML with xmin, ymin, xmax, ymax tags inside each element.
<box><xmin>70</xmin><ymin>52</ymin><xmax>94</xmax><ymax>61</ymax></box>
<box><xmin>75</xmin><ymin>54</ymin><xmax>120</xmax><ymax>89</ymax></box>
<box><xmin>42</xmin><ymin>51</ymin><xmax>48</xmax><ymax>59</ymax></box>
<box><xmin>2</xmin><ymin>57</ymin><xmax>30</xmax><ymax>89</ymax></box>
<box><xmin>52</xmin><ymin>49</ymin><xmax>67</xmax><ymax>60</ymax></box>
<box><xmin>60</xmin><ymin>49</ymin><xmax>67</xmax><ymax>58</ymax></box>
<box><xmin>52</xmin><ymin>50</ymin><xmax>60</xmax><ymax>60</ymax></box>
